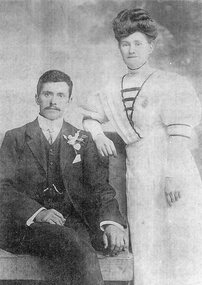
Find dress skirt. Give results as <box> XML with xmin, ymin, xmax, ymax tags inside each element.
<box><xmin>126</xmin><ymin>127</ymin><xmax>202</xmax><ymax>285</ymax></box>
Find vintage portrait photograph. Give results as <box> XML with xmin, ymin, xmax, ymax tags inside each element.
<box><xmin>0</xmin><ymin>0</ymin><xmax>202</xmax><ymax>285</ymax></box>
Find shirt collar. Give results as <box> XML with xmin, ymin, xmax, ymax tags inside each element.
<box><xmin>37</xmin><ymin>114</ymin><xmax>64</xmax><ymax>132</ymax></box>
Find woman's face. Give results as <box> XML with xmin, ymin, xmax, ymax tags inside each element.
<box><xmin>119</xmin><ymin>31</ymin><xmax>154</xmax><ymax>69</ymax></box>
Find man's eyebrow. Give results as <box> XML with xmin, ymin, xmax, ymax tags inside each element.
<box><xmin>120</xmin><ymin>40</ymin><xmax>129</xmax><ymax>43</ymax></box>
<box><xmin>41</xmin><ymin>91</ymin><xmax>53</xmax><ymax>94</ymax></box>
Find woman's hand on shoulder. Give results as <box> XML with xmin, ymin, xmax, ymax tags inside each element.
<box><xmin>94</xmin><ymin>134</ymin><xmax>117</xmax><ymax>157</ymax></box>
<box><xmin>165</xmin><ymin>177</ymin><xmax>181</xmax><ymax>207</ymax></box>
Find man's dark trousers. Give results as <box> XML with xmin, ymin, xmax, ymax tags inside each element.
<box><xmin>19</xmin><ymin>214</ymin><xmax>103</xmax><ymax>285</ymax></box>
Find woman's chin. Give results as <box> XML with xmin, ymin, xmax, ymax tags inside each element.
<box><xmin>127</xmin><ymin>64</ymin><xmax>142</xmax><ymax>70</ymax></box>
<box><xmin>127</xmin><ymin>61</ymin><xmax>148</xmax><ymax>71</ymax></box>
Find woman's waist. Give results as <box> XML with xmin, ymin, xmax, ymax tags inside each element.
<box><xmin>126</xmin><ymin>125</ymin><xmax>167</xmax><ymax>147</ymax></box>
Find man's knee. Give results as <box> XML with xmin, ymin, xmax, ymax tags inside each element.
<box><xmin>29</xmin><ymin>223</ymin><xmax>95</xmax><ymax>260</ymax></box>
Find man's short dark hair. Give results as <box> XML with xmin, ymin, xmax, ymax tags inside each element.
<box><xmin>37</xmin><ymin>70</ymin><xmax>73</xmax><ymax>98</ymax></box>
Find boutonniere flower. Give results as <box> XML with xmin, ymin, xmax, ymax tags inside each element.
<box><xmin>63</xmin><ymin>130</ymin><xmax>87</xmax><ymax>153</ymax></box>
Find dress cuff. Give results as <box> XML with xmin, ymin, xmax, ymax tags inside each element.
<box><xmin>100</xmin><ymin>221</ymin><xmax>125</xmax><ymax>232</ymax></box>
<box><xmin>83</xmin><ymin>119</ymin><xmax>104</xmax><ymax>140</ymax></box>
<box><xmin>26</xmin><ymin>207</ymin><xmax>46</xmax><ymax>226</ymax></box>
<box><xmin>167</xmin><ymin>124</ymin><xmax>192</xmax><ymax>138</ymax></box>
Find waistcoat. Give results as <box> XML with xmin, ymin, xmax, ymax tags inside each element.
<box><xmin>38</xmin><ymin>131</ymin><xmax>73</xmax><ymax>217</ymax></box>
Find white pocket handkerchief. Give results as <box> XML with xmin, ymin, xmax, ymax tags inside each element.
<box><xmin>73</xmin><ymin>154</ymin><xmax>81</xmax><ymax>164</ymax></box>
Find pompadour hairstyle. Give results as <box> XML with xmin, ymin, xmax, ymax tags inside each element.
<box><xmin>37</xmin><ymin>70</ymin><xmax>73</xmax><ymax>98</ymax></box>
<box><xmin>112</xmin><ymin>8</ymin><xmax>158</xmax><ymax>42</ymax></box>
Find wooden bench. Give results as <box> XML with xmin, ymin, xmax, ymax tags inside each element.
<box><xmin>0</xmin><ymin>249</ymin><xmax>133</xmax><ymax>283</ymax></box>
<box><xmin>0</xmin><ymin>132</ymin><xmax>134</xmax><ymax>284</ymax></box>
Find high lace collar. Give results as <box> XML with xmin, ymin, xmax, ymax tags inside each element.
<box><xmin>127</xmin><ymin>62</ymin><xmax>154</xmax><ymax>77</ymax></box>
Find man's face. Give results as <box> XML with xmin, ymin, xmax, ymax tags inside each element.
<box><xmin>35</xmin><ymin>82</ymin><xmax>70</xmax><ymax>120</ymax></box>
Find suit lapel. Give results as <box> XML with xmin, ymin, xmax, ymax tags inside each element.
<box><xmin>25</xmin><ymin>119</ymin><xmax>77</xmax><ymax>175</ymax></box>
<box><xmin>60</xmin><ymin>121</ymin><xmax>77</xmax><ymax>175</ymax></box>
<box><xmin>25</xmin><ymin>119</ymin><xmax>47</xmax><ymax>173</ymax></box>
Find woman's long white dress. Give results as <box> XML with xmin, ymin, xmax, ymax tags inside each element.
<box><xmin>85</xmin><ymin>70</ymin><xmax>202</xmax><ymax>285</ymax></box>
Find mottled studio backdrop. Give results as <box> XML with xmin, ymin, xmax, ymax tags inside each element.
<box><xmin>0</xmin><ymin>0</ymin><xmax>202</xmax><ymax>163</ymax></box>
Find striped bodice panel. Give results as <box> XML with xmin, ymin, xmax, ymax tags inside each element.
<box><xmin>121</xmin><ymin>87</ymin><xmax>142</xmax><ymax>138</ymax></box>
<box><xmin>120</xmin><ymin>71</ymin><xmax>157</xmax><ymax>139</ymax></box>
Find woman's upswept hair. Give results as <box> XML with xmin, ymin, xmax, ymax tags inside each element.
<box><xmin>112</xmin><ymin>8</ymin><xmax>158</xmax><ymax>42</ymax></box>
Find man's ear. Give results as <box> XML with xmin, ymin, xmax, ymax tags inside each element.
<box><xmin>35</xmin><ymin>94</ymin><xmax>39</xmax><ymax>105</ymax></box>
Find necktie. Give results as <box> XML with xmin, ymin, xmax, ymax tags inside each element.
<box><xmin>47</xmin><ymin>128</ymin><xmax>54</xmax><ymax>144</ymax></box>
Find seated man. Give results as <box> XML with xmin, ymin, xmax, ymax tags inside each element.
<box><xmin>0</xmin><ymin>70</ymin><xmax>127</xmax><ymax>285</ymax></box>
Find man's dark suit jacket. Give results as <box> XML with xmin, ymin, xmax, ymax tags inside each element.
<box><xmin>0</xmin><ymin>119</ymin><xmax>126</xmax><ymax>249</ymax></box>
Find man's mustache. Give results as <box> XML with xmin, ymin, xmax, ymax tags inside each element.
<box><xmin>45</xmin><ymin>106</ymin><xmax>60</xmax><ymax>111</ymax></box>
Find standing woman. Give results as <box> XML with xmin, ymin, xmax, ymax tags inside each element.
<box><xmin>83</xmin><ymin>8</ymin><xmax>202</xmax><ymax>285</ymax></box>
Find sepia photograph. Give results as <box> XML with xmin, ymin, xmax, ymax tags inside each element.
<box><xmin>0</xmin><ymin>0</ymin><xmax>202</xmax><ymax>284</ymax></box>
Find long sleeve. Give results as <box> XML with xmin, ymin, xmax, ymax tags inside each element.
<box><xmin>84</xmin><ymin>92</ymin><xmax>108</xmax><ymax>123</ymax></box>
<box><xmin>161</xmin><ymin>75</ymin><xmax>201</xmax><ymax>178</ymax></box>
<box><xmin>0</xmin><ymin>131</ymin><xmax>43</xmax><ymax>225</ymax></box>
<box><xmin>26</xmin><ymin>207</ymin><xmax>46</xmax><ymax>226</ymax></box>
<box><xmin>83</xmin><ymin>133</ymin><xmax>126</xmax><ymax>228</ymax></box>
<box><xmin>83</xmin><ymin>119</ymin><xmax>104</xmax><ymax>140</ymax></box>
<box><xmin>82</xmin><ymin>92</ymin><xmax>109</xmax><ymax>138</ymax></box>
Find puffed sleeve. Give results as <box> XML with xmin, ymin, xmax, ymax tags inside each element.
<box><xmin>161</xmin><ymin>75</ymin><xmax>201</xmax><ymax>139</ymax></box>
<box><xmin>82</xmin><ymin>92</ymin><xmax>108</xmax><ymax>123</ymax></box>
<box><xmin>161</xmin><ymin>74</ymin><xmax>201</xmax><ymax>178</ymax></box>
<box><xmin>81</xmin><ymin>92</ymin><xmax>109</xmax><ymax>139</ymax></box>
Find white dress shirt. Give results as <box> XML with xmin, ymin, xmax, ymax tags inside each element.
<box><xmin>38</xmin><ymin>114</ymin><xmax>63</xmax><ymax>143</ymax></box>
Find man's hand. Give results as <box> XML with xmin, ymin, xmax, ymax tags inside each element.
<box><xmin>35</xmin><ymin>209</ymin><xmax>66</xmax><ymax>226</ymax></box>
<box><xmin>103</xmin><ymin>225</ymin><xmax>128</xmax><ymax>256</ymax></box>
<box><xmin>94</xmin><ymin>134</ymin><xmax>117</xmax><ymax>157</ymax></box>
<box><xmin>165</xmin><ymin>177</ymin><xmax>181</xmax><ymax>207</ymax></box>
